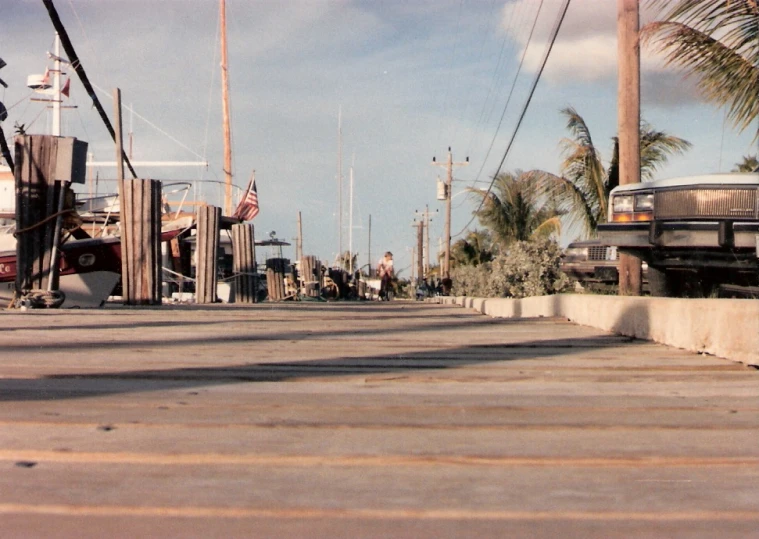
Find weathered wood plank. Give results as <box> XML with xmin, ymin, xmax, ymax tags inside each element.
<box><xmin>118</xmin><ymin>178</ymin><xmax>161</xmax><ymax>305</ymax></box>
<box><xmin>196</xmin><ymin>205</ymin><xmax>220</xmax><ymax>303</ymax></box>
<box><xmin>231</xmin><ymin>223</ymin><xmax>256</xmax><ymax>303</ymax></box>
<box><xmin>14</xmin><ymin>135</ymin><xmax>59</xmax><ymax>295</ymax></box>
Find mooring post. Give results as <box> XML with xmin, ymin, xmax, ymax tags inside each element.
<box><xmin>196</xmin><ymin>205</ymin><xmax>221</xmax><ymax>304</ymax></box>
<box><xmin>232</xmin><ymin>222</ymin><xmax>256</xmax><ymax>303</ymax></box>
<box><xmin>118</xmin><ymin>178</ymin><xmax>162</xmax><ymax>305</ymax></box>
<box><xmin>300</xmin><ymin>255</ymin><xmax>321</xmax><ymax>298</ymax></box>
<box><xmin>15</xmin><ymin>135</ymin><xmax>58</xmax><ymax>296</ymax></box>
<box><xmin>14</xmin><ymin>134</ymin><xmax>86</xmax><ymax>307</ymax></box>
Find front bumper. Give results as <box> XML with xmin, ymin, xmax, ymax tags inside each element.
<box><xmin>597</xmin><ymin>221</ymin><xmax>759</xmax><ymax>269</ymax></box>
<box><xmin>598</xmin><ymin>221</ymin><xmax>759</xmax><ymax>250</ymax></box>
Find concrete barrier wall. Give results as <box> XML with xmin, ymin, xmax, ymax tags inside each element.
<box><xmin>438</xmin><ymin>295</ymin><xmax>759</xmax><ymax>366</ymax></box>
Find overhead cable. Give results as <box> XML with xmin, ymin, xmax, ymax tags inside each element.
<box><xmin>454</xmin><ymin>0</ymin><xmax>572</xmax><ymax>239</ymax></box>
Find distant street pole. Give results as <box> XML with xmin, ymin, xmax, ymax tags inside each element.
<box><xmin>617</xmin><ymin>0</ymin><xmax>643</xmax><ymax>295</ymax></box>
<box><xmin>296</xmin><ymin>211</ymin><xmax>303</xmax><ymax>262</ymax></box>
<box><xmin>412</xmin><ymin>219</ymin><xmax>424</xmax><ymax>283</ymax></box>
<box><xmin>432</xmin><ymin>147</ymin><xmax>468</xmax><ymax>280</ymax></box>
<box><xmin>367</xmin><ymin>214</ymin><xmax>372</xmax><ymax>277</ymax></box>
<box><xmin>415</xmin><ymin>205</ymin><xmax>437</xmax><ymax>277</ymax></box>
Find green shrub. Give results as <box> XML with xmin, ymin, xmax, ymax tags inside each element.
<box><xmin>451</xmin><ymin>238</ymin><xmax>569</xmax><ymax>298</ymax></box>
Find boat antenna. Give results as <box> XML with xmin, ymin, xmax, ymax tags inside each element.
<box><xmin>41</xmin><ymin>0</ymin><xmax>138</xmax><ymax>179</ymax></box>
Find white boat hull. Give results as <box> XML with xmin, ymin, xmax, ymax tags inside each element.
<box><xmin>0</xmin><ymin>270</ymin><xmax>120</xmax><ymax>308</ymax></box>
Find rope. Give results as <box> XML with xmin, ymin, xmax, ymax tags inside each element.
<box><xmin>17</xmin><ymin>289</ymin><xmax>66</xmax><ymax>309</ymax></box>
<box><xmin>12</xmin><ymin>209</ymin><xmax>75</xmax><ymax>237</ymax></box>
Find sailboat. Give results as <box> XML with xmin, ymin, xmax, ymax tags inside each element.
<box><xmin>0</xmin><ymin>34</ymin><xmax>194</xmax><ymax>308</ymax></box>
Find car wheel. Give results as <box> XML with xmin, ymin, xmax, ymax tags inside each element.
<box><xmin>647</xmin><ymin>266</ymin><xmax>676</xmax><ymax>297</ymax></box>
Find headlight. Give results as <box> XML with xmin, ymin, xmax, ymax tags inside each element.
<box><xmin>612</xmin><ymin>195</ymin><xmax>633</xmax><ymax>213</ymax></box>
<box><xmin>635</xmin><ymin>193</ymin><xmax>654</xmax><ymax>211</ymax></box>
<box><xmin>565</xmin><ymin>247</ymin><xmax>589</xmax><ymax>259</ymax></box>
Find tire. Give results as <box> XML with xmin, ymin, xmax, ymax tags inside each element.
<box><xmin>647</xmin><ymin>266</ymin><xmax>675</xmax><ymax>297</ymax></box>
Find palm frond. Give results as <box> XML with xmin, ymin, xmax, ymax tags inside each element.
<box><xmin>639</xmin><ymin>122</ymin><xmax>692</xmax><ymax>180</ymax></box>
<box><xmin>531</xmin><ymin>215</ymin><xmax>562</xmax><ymax>240</ymax></box>
<box><xmin>643</xmin><ymin>0</ymin><xmax>759</xmax><ymax>133</ymax></box>
<box><xmin>528</xmin><ymin>170</ymin><xmax>599</xmax><ymax>237</ymax></box>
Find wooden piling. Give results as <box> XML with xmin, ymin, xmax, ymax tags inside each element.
<box><xmin>300</xmin><ymin>255</ymin><xmax>321</xmax><ymax>298</ymax></box>
<box><xmin>266</xmin><ymin>258</ymin><xmax>289</xmax><ymax>301</ymax></box>
<box><xmin>14</xmin><ymin>135</ymin><xmax>59</xmax><ymax>296</ymax></box>
<box><xmin>196</xmin><ymin>205</ymin><xmax>221</xmax><ymax>304</ymax></box>
<box><xmin>232</xmin><ymin>223</ymin><xmax>257</xmax><ymax>303</ymax></box>
<box><xmin>118</xmin><ymin>178</ymin><xmax>162</xmax><ymax>305</ymax></box>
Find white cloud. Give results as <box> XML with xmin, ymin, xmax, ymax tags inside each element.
<box><xmin>499</xmin><ymin>0</ymin><xmax>703</xmax><ymax>107</ymax></box>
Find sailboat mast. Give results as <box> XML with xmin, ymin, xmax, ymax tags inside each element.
<box><xmin>52</xmin><ymin>33</ymin><xmax>61</xmax><ymax>136</ymax></box>
<box><xmin>220</xmin><ymin>0</ymin><xmax>233</xmax><ymax>216</ymax></box>
<box><xmin>349</xmin><ymin>165</ymin><xmax>354</xmax><ymax>273</ymax></box>
<box><xmin>337</xmin><ymin>106</ymin><xmax>343</xmax><ymax>258</ymax></box>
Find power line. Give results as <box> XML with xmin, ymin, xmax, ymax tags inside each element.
<box><xmin>467</xmin><ymin>0</ymin><xmax>547</xmax><ymax>196</ymax></box>
<box><xmin>453</xmin><ymin>0</ymin><xmax>572</xmax><ymax>240</ymax></box>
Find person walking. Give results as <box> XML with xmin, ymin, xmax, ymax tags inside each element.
<box><xmin>377</xmin><ymin>251</ymin><xmax>394</xmax><ymax>300</ymax></box>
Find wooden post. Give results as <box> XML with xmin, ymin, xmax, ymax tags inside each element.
<box><xmin>300</xmin><ymin>255</ymin><xmax>321</xmax><ymax>298</ymax></box>
<box><xmin>196</xmin><ymin>205</ymin><xmax>221</xmax><ymax>303</ymax></box>
<box><xmin>266</xmin><ymin>258</ymin><xmax>289</xmax><ymax>301</ymax></box>
<box><xmin>118</xmin><ymin>179</ymin><xmax>161</xmax><ymax>305</ymax></box>
<box><xmin>232</xmin><ymin>223</ymin><xmax>256</xmax><ymax>303</ymax></box>
<box><xmin>617</xmin><ymin>0</ymin><xmax>643</xmax><ymax>296</ymax></box>
<box><xmin>14</xmin><ymin>135</ymin><xmax>59</xmax><ymax>296</ymax></box>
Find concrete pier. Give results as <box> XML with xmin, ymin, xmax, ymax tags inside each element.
<box><xmin>1</xmin><ymin>302</ymin><xmax>757</xmax><ymax>537</ymax></box>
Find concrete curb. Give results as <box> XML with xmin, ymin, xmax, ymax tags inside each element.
<box><xmin>435</xmin><ymin>295</ymin><xmax>759</xmax><ymax>366</ymax></box>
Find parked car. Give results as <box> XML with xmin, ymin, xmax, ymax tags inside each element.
<box><xmin>597</xmin><ymin>172</ymin><xmax>759</xmax><ymax>297</ymax></box>
<box><xmin>561</xmin><ymin>240</ymin><xmax>620</xmax><ymax>285</ymax></box>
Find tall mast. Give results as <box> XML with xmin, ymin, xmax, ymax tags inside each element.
<box><xmin>349</xmin><ymin>165</ymin><xmax>354</xmax><ymax>273</ymax></box>
<box><xmin>337</xmin><ymin>106</ymin><xmax>343</xmax><ymax>258</ymax></box>
<box><xmin>52</xmin><ymin>33</ymin><xmax>61</xmax><ymax>136</ymax></box>
<box><xmin>220</xmin><ymin>0</ymin><xmax>233</xmax><ymax>215</ymax></box>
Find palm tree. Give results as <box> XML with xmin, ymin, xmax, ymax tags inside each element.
<box><xmin>643</xmin><ymin>0</ymin><xmax>759</xmax><ymax>134</ymax></box>
<box><xmin>469</xmin><ymin>171</ymin><xmax>562</xmax><ymax>248</ymax></box>
<box><xmin>529</xmin><ymin>107</ymin><xmax>691</xmax><ymax>237</ymax></box>
<box><xmin>732</xmin><ymin>154</ymin><xmax>759</xmax><ymax>172</ymax></box>
<box><xmin>451</xmin><ymin>229</ymin><xmax>494</xmax><ymax>267</ymax></box>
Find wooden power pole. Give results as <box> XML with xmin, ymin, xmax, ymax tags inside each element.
<box><xmin>415</xmin><ymin>206</ymin><xmax>437</xmax><ymax>278</ymax></box>
<box><xmin>412</xmin><ymin>219</ymin><xmax>424</xmax><ymax>283</ymax></box>
<box><xmin>432</xmin><ymin>147</ymin><xmax>468</xmax><ymax>281</ymax></box>
<box><xmin>296</xmin><ymin>211</ymin><xmax>303</xmax><ymax>262</ymax></box>
<box><xmin>617</xmin><ymin>0</ymin><xmax>643</xmax><ymax>295</ymax></box>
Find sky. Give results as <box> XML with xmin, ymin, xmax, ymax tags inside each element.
<box><xmin>2</xmin><ymin>0</ymin><xmax>757</xmax><ymax>276</ymax></box>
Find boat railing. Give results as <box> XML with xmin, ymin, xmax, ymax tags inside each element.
<box><xmin>161</xmin><ymin>181</ymin><xmax>192</xmax><ymax>219</ymax></box>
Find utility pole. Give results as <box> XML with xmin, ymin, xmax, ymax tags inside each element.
<box><xmin>432</xmin><ymin>147</ymin><xmax>468</xmax><ymax>281</ymax></box>
<box><xmin>412</xmin><ymin>219</ymin><xmax>424</xmax><ymax>284</ymax></box>
<box><xmin>617</xmin><ymin>0</ymin><xmax>642</xmax><ymax>295</ymax></box>
<box><xmin>296</xmin><ymin>211</ymin><xmax>303</xmax><ymax>262</ymax></box>
<box><xmin>367</xmin><ymin>214</ymin><xmax>372</xmax><ymax>277</ymax></box>
<box><xmin>415</xmin><ymin>206</ymin><xmax>437</xmax><ymax>278</ymax></box>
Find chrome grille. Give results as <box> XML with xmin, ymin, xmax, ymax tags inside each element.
<box><xmin>587</xmin><ymin>245</ymin><xmax>608</xmax><ymax>261</ymax></box>
<box><xmin>654</xmin><ymin>188</ymin><xmax>758</xmax><ymax>219</ymax></box>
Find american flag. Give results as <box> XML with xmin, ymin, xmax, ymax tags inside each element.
<box><xmin>233</xmin><ymin>174</ymin><xmax>260</xmax><ymax>221</ymax></box>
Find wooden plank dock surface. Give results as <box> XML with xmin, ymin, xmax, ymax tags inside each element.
<box><xmin>0</xmin><ymin>302</ymin><xmax>757</xmax><ymax>538</ymax></box>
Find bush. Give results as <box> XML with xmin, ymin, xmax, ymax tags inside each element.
<box><xmin>451</xmin><ymin>238</ymin><xmax>569</xmax><ymax>298</ymax></box>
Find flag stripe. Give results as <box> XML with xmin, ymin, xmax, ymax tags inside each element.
<box><xmin>233</xmin><ymin>177</ymin><xmax>259</xmax><ymax>221</ymax></box>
